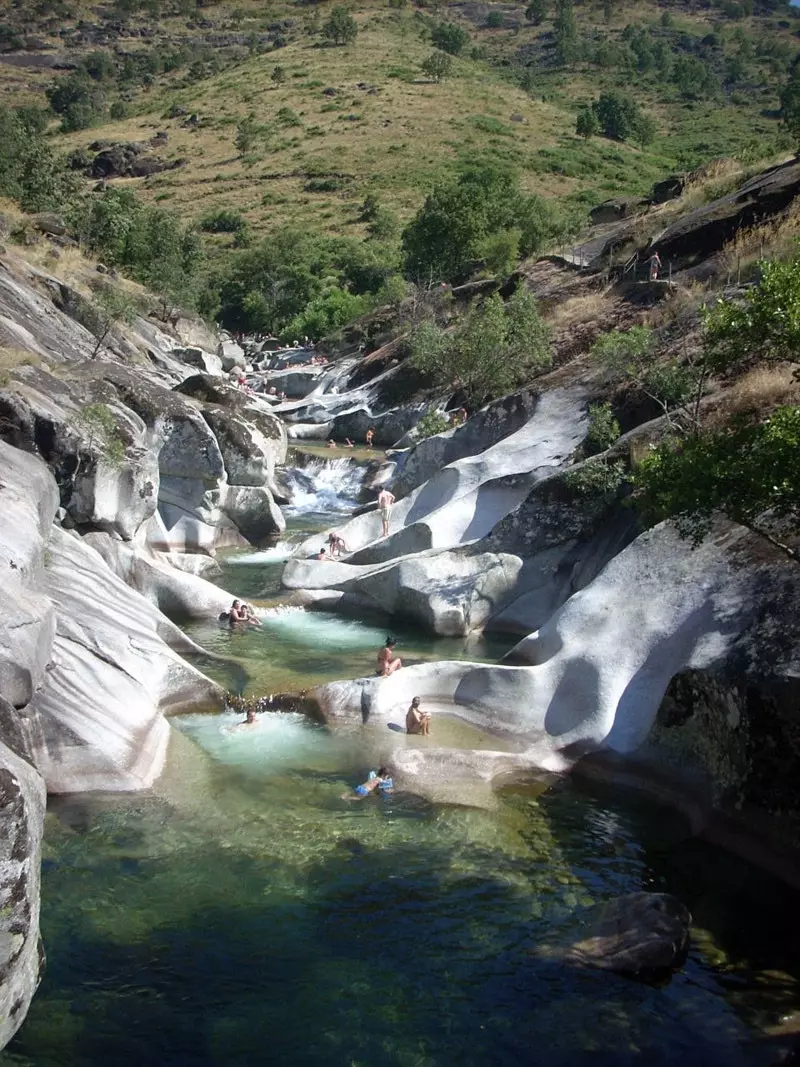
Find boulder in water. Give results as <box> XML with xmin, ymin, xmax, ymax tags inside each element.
<box><xmin>551</xmin><ymin>891</ymin><xmax>691</xmax><ymax>978</ymax></box>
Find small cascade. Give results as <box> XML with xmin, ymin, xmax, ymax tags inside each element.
<box><xmin>283</xmin><ymin>457</ymin><xmax>367</xmax><ymax>514</ymax></box>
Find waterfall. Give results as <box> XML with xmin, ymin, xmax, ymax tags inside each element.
<box><xmin>283</xmin><ymin>457</ymin><xmax>367</xmax><ymax>514</ymax></box>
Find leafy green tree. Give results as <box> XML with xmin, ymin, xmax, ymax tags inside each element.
<box><xmin>322</xmin><ymin>6</ymin><xmax>358</xmax><ymax>46</ymax></box>
<box><xmin>402</xmin><ymin>165</ymin><xmax>564</xmax><ymax>282</ymax></box>
<box><xmin>702</xmin><ymin>257</ymin><xmax>800</xmax><ymax>369</ymax></box>
<box><xmin>421</xmin><ymin>50</ymin><xmax>453</xmax><ymax>82</ymax></box>
<box><xmin>480</xmin><ymin>228</ymin><xmax>520</xmax><ymax>277</ymax></box>
<box><xmin>584</xmin><ymin>402</ymin><xmax>621</xmax><ymax>455</ymax></box>
<box><xmin>575</xmin><ymin>106</ymin><xmax>599</xmax><ymax>138</ymax></box>
<box><xmin>430</xmin><ymin>21</ymin><xmax>470</xmax><ymax>55</ymax></box>
<box><xmin>554</xmin><ymin>0</ymin><xmax>579</xmax><ymax>66</ymax></box>
<box><xmin>0</xmin><ymin>108</ymin><xmax>75</xmax><ymax>212</ymax></box>
<box><xmin>632</xmin><ymin>112</ymin><xmax>657</xmax><ymax>148</ymax></box>
<box><xmin>592</xmin><ymin>90</ymin><xmax>643</xmax><ymax>141</ymax></box>
<box><xmin>235</xmin><ymin>116</ymin><xmax>259</xmax><ymax>156</ymax></box>
<box><xmin>409</xmin><ymin>287</ymin><xmax>551</xmax><ymax>407</ymax></box>
<box><xmin>780</xmin><ymin>66</ymin><xmax>800</xmax><ymax>148</ymax></box>
<box><xmin>520</xmin><ymin>68</ymin><xmax>537</xmax><ymax>94</ymax></box>
<box><xmin>46</xmin><ymin>70</ymin><xmax>105</xmax><ymax>131</ymax></box>
<box><xmin>88</xmin><ymin>284</ymin><xmax>138</xmax><ymax>358</ymax></box>
<box><xmin>635</xmin><ymin>407</ymin><xmax>800</xmax><ymax>562</ymax></box>
<box><xmin>271</xmin><ymin>65</ymin><xmax>286</xmax><ymax>85</ymax></box>
<box><xmin>672</xmin><ymin>55</ymin><xmax>717</xmax><ymax>99</ymax></box>
<box><xmin>525</xmin><ymin>0</ymin><xmax>547</xmax><ymax>25</ymax></box>
<box><xmin>416</xmin><ymin>408</ymin><xmax>451</xmax><ymax>439</ymax></box>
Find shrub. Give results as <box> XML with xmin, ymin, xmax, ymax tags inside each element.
<box><xmin>485</xmin><ymin>10</ymin><xmax>504</xmax><ymax>28</ymax></box>
<box><xmin>416</xmin><ymin>408</ymin><xmax>451</xmax><ymax>439</ymax></box>
<box><xmin>199</xmin><ymin>209</ymin><xmax>247</xmax><ymax>233</ymax></box>
<box><xmin>430</xmin><ymin>21</ymin><xmax>470</xmax><ymax>55</ymax></box>
<box><xmin>322</xmin><ymin>7</ymin><xmax>358</xmax><ymax>45</ymax></box>
<box><xmin>525</xmin><ymin>0</ymin><xmax>547</xmax><ymax>25</ymax></box>
<box><xmin>421</xmin><ymin>51</ymin><xmax>453</xmax><ymax>82</ymax></box>
<box><xmin>584</xmin><ymin>402</ymin><xmax>620</xmax><ymax>455</ymax></box>
<box><xmin>592</xmin><ymin>91</ymin><xmax>644</xmax><ymax>141</ymax></box>
<box><xmin>409</xmin><ymin>287</ymin><xmax>551</xmax><ymax>407</ymax></box>
<box><xmin>564</xmin><ymin>458</ymin><xmax>627</xmax><ymax>497</ymax></box>
<box><xmin>576</xmin><ymin>107</ymin><xmax>599</xmax><ymax>139</ymax></box>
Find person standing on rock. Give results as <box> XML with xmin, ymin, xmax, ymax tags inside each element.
<box><xmin>649</xmin><ymin>251</ymin><xmax>662</xmax><ymax>281</ymax></box>
<box><xmin>377</xmin><ymin>487</ymin><xmax>395</xmax><ymax>538</ymax></box>
<box><xmin>377</xmin><ymin>637</ymin><xmax>402</xmax><ymax>677</ymax></box>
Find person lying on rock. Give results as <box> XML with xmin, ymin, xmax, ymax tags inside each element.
<box><xmin>406</xmin><ymin>696</ymin><xmax>431</xmax><ymax>737</ymax></box>
<box><xmin>377</xmin><ymin>636</ymin><xmax>402</xmax><ymax>677</ymax></box>
<box><xmin>342</xmin><ymin>766</ymin><xmax>393</xmax><ymax>800</ymax></box>
<box><xmin>327</xmin><ymin>532</ymin><xmax>348</xmax><ymax>557</ymax></box>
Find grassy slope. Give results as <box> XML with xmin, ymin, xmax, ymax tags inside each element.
<box><xmin>0</xmin><ymin>0</ymin><xmax>794</xmax><ymax>246</ymax></box>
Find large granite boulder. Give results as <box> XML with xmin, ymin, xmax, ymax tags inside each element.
<box><xmin>0</xmin><ymin>732</ymin><xmax>46</xmax><ymax>1050</ymax></box>
<box><xmin>218</xmin><ymin>339</ymin><xmax>246</xmax><ymax>371</ymax></box>
<box><xmin>29</xmin><ymin>527</ymin><xmax>223</xmax><ymax>792</ymax></box>
<box><xmin>221</xmin><ymin>485</ymin><xmax>284</xmax><ymax>546</ymax></box>
<box><xmin>0</xmin><ymin>443</ymin><xmax>58</xmax><ymax>708</ymax></box>
<box><xmin>202</xmin><ymin>403</ymin><xmax>287</xmax><ymax>490</ymax></box>
<box><xmin>172</xmin><ymin>346</ymin><xmax>223</xmax><ymax>376</ymax></box>
<box><xmin>556</xmin><ymin>892</ymin><xmax>691</xmax><ymax>977</ymax></box>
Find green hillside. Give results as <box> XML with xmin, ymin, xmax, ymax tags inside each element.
<box><xmin>0</xmin><ymin>0</ymin><xmax>797</xmax><ymax>333</ymax></box>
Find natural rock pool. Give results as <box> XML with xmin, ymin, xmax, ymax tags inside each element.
<box><xmin>8</xmin><ymin>476</ymin><xmax>800</xmax><ymax>1066</ymax></box>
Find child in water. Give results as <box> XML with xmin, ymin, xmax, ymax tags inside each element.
<box><xmin>343</xmin><ymin>766</ymin><xmax>393</xmax><ymax>800</ymax></box>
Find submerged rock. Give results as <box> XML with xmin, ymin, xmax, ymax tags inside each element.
<box><xmin>548</xmin><ymin>891</ymin><xmax>691</xmax><ymax>978</ymax></box>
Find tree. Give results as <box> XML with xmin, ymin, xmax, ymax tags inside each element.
<box><xmin>402</xmin><ymin>165</ymin><xmax>565</xmax><ymax>282</ymax></box>
<box><xmin>632</xmin><ymin>112</ymin><xmax>657</xmax><ymax>148</ymax></box>
<box><xmin>486</xmin><ymin>10</ymin><xmax>504</xmax><ymax>28</ymax></box>
<box><xmin>235</xmin><ymin>116</ymin><xmax>259</xmax><ymax>156</ymax></box>
<box><xmin>322</xmin><ymin>6</ymin><xmax>358</xmax><ymax>45</ymax></box>
<box><xmin>421</xmin><ymin>50</ymin><xmax>452</xmax><ymax>82</ymax></box>
<box><xmin>0</xmin><ymin>107</ymin><xmax>75</xmax><ymax>213</ymax></box>
<box><xmin>592</xmin><ymin>90</ymin><xmax>642</xmax><ymax>141</ymax></box>
<box><xmin>635</xmin><ymin>408</ymin><xmax>800</xmax><ymax>562</ymax></box>
<box><xmin>575</xmin><ymin>106</ymin><xmax>599</xmax><ymax>138</ymax></box>
<box><xmin>430</xmin><ymin>21</ymin><xmax>470</xmax><ymax>55</ymax></box>
<box><xmin>554</xmin><ymin>0</ymin><xmax>579</xmax><ymax>66</ymax></box>
<box><xmin>525</xmin><ymin>0</ymin><xmax>547</xmax><ymax>24</ymax></box>
<box><xmin>409</xmin><ymin>287</ymin><xmax>551</xmax><ymax>407</ymax></box>
<box><xmin>271</xmin><ymin>65</ymin><xmax>286</xmax><ymax>85</ymax></box>
<box><xmin>780</xmin><ymin>66</ymin><xmax>800</xmax><ymax>148</ymax></box>
<box><xmin>46</xmin><ymin>70</ymin><xmax>105</xmax><ymax>131</ymax></box>
<box><xmin>88</xmin><ymin>284</ymin><xmax>137</xmax><ymax>358</ymax></box>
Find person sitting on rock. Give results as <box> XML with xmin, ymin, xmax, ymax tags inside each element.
<box><xmin>326</xmin><ymin>439</ymin><xmax>336</xmax><ymax>449</ymax></box>
<box><xmin>327</xmin><ymin>532</ymin><xmax>347</xmax><ymax>557</ymax></box>
<box><xmin>406</xmin><ymin>696</ymin><xmax>430</xmax><ymax>737</ymax></box>
<box><xmin>342</xmin><ymin>766</ymin><xmax>393</xmax><ymax>800</ymax></box>
<box><xmin>376</xmin><ymin>636</ymin><xmax>402</xmax><ymax>677</ymax></box>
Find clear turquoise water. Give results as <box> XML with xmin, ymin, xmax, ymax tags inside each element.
<box><xmin>7</xmin><ymin>539</ymin><xmax>800</xmax><ymax>1066</ymax></box>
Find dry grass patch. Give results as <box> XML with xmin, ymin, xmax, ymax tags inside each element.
<box><xmin>0</xmin><ymin>346</ymin><xmax>43</xmax><ymax>385</ymax></box>
<box><xmin>721</xmin><ymin>365</ymin><xmax>800</xmax><ymax>421</ymax></box>
<box><xmin>544</xmin><ymin>289</ymin><xmax>614</xmax><ymax>330</ymax></box>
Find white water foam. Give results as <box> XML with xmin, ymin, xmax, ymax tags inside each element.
<box><xmin>228</xmin><ymin>543</ymin><xmax>295</xmax><ymax>565</ymax></box>
<box><xmin>254</xmin><ymin>606</ymin><xmax>386</xmax><ymax>649</ymax></box>
<box><xmin>284</xmin><ymin>458</ymin><xmax>366</xmax><ymax>515</ymax></box>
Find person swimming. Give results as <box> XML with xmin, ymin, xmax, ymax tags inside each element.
<box><xmin>343</xmin><ymin>765</ymin><xmax>393</xmax><ymax>800</ymax></box>
<box><xmin>376</xmin><ymin>637</ymin><xmax>402</xmax><ymax>677</ymax></box>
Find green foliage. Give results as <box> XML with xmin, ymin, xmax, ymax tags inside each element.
<box><xmin>525</xmin><ymin>0</ymin><xmax>547</xmax><ymax>25</ymax></box>
<box><xmin>554</xmin><ymin>0</ymin><xmax>580</xmax><ymax>66</ymax></box>
<box><xmin>584</xmin><ymin>402</ymin><xmax>621</xmax><ymax>456</ymax></box>
<box><xmin>702</xmin><ymin>256</ymin><xmax>800</xmax><ymax>370</ymax></box>
<box><xmin>235</xmin><ymin>116</ymin><xmax>260</xmax><ymax>156</ymax></box>
<box><xmin>635</xmin><ymin>407</ymin><xmax>800</xmax><ymax>553</ymax></box>
<box><xmin>88</xmin><ymin>284</ymin><xmax>138</xmax><ymax>357</ymax></box>
<box><xmin>591</xmin><ymin>326</ymin><xmax>655</xmax><ymax>376</ymax></box>
<box><xmin>401</xmin><ymin>165</ymin><xmax>567</xmax><ymax>283</ymax></box>
<box><xmin>0</xmin><ymin>108</ymin><xmax>76</xmax><ymax>212</ymax></box>
<box><xmin>271</xmin><ymin>65</ymin><xmax>286</xmax><ymax>85</ymax></box>
<box><xmin>485</xmin><ymin>10</ymin><xmax>504</xmax><ymax>28</ymax></box>
<box><xmin>480</xmin><ymin>229</ymin><xmax>520</xmax><ymax>278</ymax></box>
<box><xmin>430</xmin><ymin>21</ymin><xmax>470</xmax><ymax>55</ymax></box>
<box><xmin>77</xmin><ymin>402</ymin><xmax>127</xmax><ymax>466</ymax></box>
<box><xmin>672</xmin><ymin>55</ymin><xmax>717</xmax><ymax>100</ymax></box>
<box><xmin>416</xmin><ymin>408</ymin><xmax>451</xmax><ymax>439</ymax></box>
<box><xmin>409</xmin><ymin>287</ymin><xmax>551</xmax><ymax>406</ymax></box>
<box><xmin>280</xmin><ymin>284</ymin><xmax>366</xmax><ymax>342</ymax></box>
<box><xmin>421</xmin><ymin>51</ymin><xmax>453</xmax><ymax>82</ymax></box>
<box><xmin>780</xmin><ymin>67</ymin><xmax>800</xmax><ymax>147</ymax></box>
<box><xmin>591</xmin><ymin>91</ymin><xmax>646</xmax><ymax>142</ymax></box>
<box><xmin>563</xmin><ymin>458</ymin><xmax>627</xmax><ymax>497</ymax></box>
<box><xmin>323</xmin><ymin>7</ymin><xmax>358</xmax><ymax>46</ymax></box>
<box><xmin>575</xmin><ymin>107</ymin><xmax>599</xmax><ymax>139</ymax></box>
<box><xmin>46</xmin><ymin>71</ymin><xmax>105</xmax><ymax>131</ymax></box>
<box><xmin>199</xmin><ymin>208</ymin><xmax>247</xmax><ymax>234</ymax></box>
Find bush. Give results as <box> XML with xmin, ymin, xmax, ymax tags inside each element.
<box><xmin>430</xmin><ymin>21</ymin><xmax>470</xmax><ymax>55</ymax></box>
<box><xmin>0</xmin><ymin>108</ymin><xmax>77</xmax><ymax>213</ymax></box>
<box><xmin>591</xmin><ymin>91</ymin><xmax>644</xmax><ymax>141</ymax></box>
<box><xmin>421</xmin><ymin>51</ymin><xmax>453</xmax><ymax>82</ymax></box>
<box><xmin>322</xmin><ymin>7</ymin><xmax>358</xmax><ymax>45</ymax></box>
<box><xmin>564</xmin><ymin>458</ymin><xmax>627</xmax><ymax>497</ymax></box>
<box><xmin>525</xmin><ymin>0</ymin><xmax>547</xmax><ymax>24</ymax></box>
<box><xmin>409</xmin><ymin>287</ymin><xmax>551</xmax><ymax>407</ymax></box>
<box><xmin>46</xmin><ymin>71</ymin><xmax>105</xmax><ymax>131</ymax></box>
<box><xmin>199</xmin><ymin>209</ymin><xmax>247</xmax><ymax>234</ymax></box>
<box><xmin>584</xmin><ymin>402</ymin><xmax>620</xmax><ymax>455</ymax></box>
<box><xmin>416</xmin><ymin>408</ymin><xmax>451</xmax><ymax>439</ymax></box>
<box><xmin>485</xmin><ymin>10</ymin><xmax>504</xmax><ymax>28</ymax></box>
<box><xmin>575</xmin><ymin>107</ymin><xmax>599</xmax><ymax>138</ymax></box>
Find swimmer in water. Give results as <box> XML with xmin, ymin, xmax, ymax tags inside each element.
<box><xmin>342</xmin><ymin>765</ymin><xmax>393</xmax><ymax>800</ymax></box>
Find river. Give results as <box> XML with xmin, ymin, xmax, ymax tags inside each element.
<box><xmin>6</xmin><ymin>456</ymin><xmax>800</xmax><ymax>1066</ymax></box>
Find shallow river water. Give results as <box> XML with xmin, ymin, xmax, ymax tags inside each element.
<box><xmin>6</xmin><ymin>474</ymin><xmax>800</xmax><ymax>1066</ymax></box>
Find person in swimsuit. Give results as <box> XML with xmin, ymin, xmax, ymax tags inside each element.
<box><xmin>377</xmin><ymin>487</ymin><xmax>395</xmax><ymax>538</ymax></box>
<box><xmin>365</xmin><ymin>428</ymin><xmax>375</xmax><ymax>448</ymax></box>
<box><xmin>406</xmin><ymin>696</ymin><xmax>431</xmax><ymax>736</ymax></box>
<box><xmin>376</xmin><ymin>637</ymin><xmax>402</xmax><ymax>677</ymax></box>
<box><xmin>327</xmin><ymin>532</ymin><xmax>347</xmax><ymax>558</ymax></box>
<box><xmin>343</xmin><ymin>766</ymin><xmax>393</xmax><ymax>800</ymax></box>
